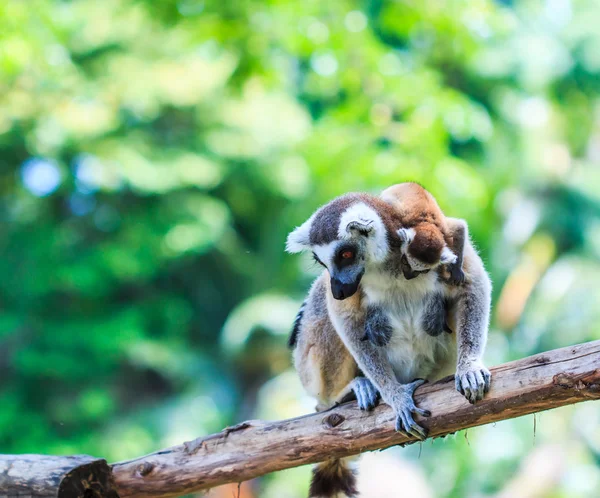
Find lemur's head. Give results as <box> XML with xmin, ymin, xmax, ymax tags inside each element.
<box><xmin>397</xmin><ymin>222</ymin><xmax>456</xmax><ymax>280</ymax></box>
<box><xmin>286</xmin><ymin>193</ymin><xmax>391</xmax><ymax>300</ymax></box>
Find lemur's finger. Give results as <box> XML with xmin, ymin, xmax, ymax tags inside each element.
<box><xmin>355</xmin><ymin>390</ymin><xmax>367</xmax><ymax>410</ymax></box>
<box><xmin>414</xmin><ymin>406</ymin><xmax>431</xmax><ymax>418</ymax></box>
<box><xmin>357</xmin><ymin>385</ymin><xmax>371</xmax><ymax>410</ymax></box>
<box><xmin>408</xmin><ymin>378</ymin><xmax>427</xmax><ymax>393</ymax></box>
<box><xmin>412</xmin><ymin>424</ymin><xmax>428</xmax><ymax>440</ymax></box>
<box><xmin>397</xmin><ymin>409</ymin><xmax>427</xmax><ymax>440</ymax></box>
<box><xmin>483</xmin><ymin>370</ymin><xmax>492</xmax><ymax>393</ymax></box>
<box><xmin>406</xmin><ymin>417</ymin><xmax>428</xmax><ymax>440</ymax></box>
<box><xmin>364</xmin><ymin>383</ymin><xmax>377</xmax><ymax>408</ymax></box>
<box><xmin>395</xmin><ymin>415</ymin><xmax>410</xmax><ymax>436</ymax></box>
<box><xmin>465</xmin><ymin>372</ymin><xmax>478</xmax><ymax>403</ymax></box>
<box><xmin>474</xmin><ymin>370</ymin><xmax>485</xmax><ymax>400</ymax></box>
<box><xmin>455</xmin><ymin>375</ymin><xmax>464</xmax><ymax>395</ymax></box>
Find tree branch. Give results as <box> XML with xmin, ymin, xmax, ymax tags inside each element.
<box><xmin>2</xmin><ymin>341</ymin><xmax>600</xmax><ymax>498</ymax></box>
<box><xmin>0</xmin><ymin>454</ymin><xmax>118</xmax><ymax>497</ymax></box>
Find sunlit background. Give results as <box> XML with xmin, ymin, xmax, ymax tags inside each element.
<box><xmin>2</xmin><ymin>0</ymin><xmax>600</xmax><ymax>496</ymax></box>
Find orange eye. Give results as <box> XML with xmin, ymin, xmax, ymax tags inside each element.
<box><xmin>342</xmin><ymin>251</ymin><xmax>354</xmax><ymax>259</ymax></box>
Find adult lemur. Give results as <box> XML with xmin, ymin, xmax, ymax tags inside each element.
<box><xmin>287</xmin><ymin>185</ymin><xmax>491</xmax><ymax>497</ymax></box>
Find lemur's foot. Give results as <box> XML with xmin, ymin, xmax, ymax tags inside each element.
<box><xmin>363</xmin><ymin>307</ymin><xmax>393</xmax><ymax>346</ymax></box>
<box><xmin>388</xmin><ymin>379</ymin><xmax>431</xmax><ymax>440</ymax></box>
<box><xmin>455</xmin><ymin>362</ymin><xmax>491</xmax><ymax>404</ymax></box>
<box><xmin>448</xmin><ymin>264</ymin><xmax>465</xmax><ymax>286</ymax></box>
<box><xmin>351</xmin><ymin>377</ymin><xmax>379</xmax><ymax>411</ymax></box>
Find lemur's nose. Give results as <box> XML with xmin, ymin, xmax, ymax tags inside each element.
<box><xmin>330</xmin><ymin>278</ymin><xmax>357</xmax><ymax>300</ymax></box>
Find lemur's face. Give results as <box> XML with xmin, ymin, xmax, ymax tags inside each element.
<box><xmin>397</xmin><ymin>227</ymin><xmax>456</xmax><ymax>280</ymax></box>
<box><xmin>311</xmin><ymin>240</ymin><xmax>365</xmax><ymax>300</ymax></box>
<box><xmin>286</xmin><ymin>194</ymin><xmax>390</xmax><ymax>300</ymax></box>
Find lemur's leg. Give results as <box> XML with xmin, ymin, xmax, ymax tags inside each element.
<box><xmin>452</xmin><ymin>250</ymin><xmax>492</xmax><ymax>404</ymax></box>
<box><xmin>421</xmin><ymin>293</ymin><xmax>451</xmax><ymax>337</ymax></box>
<box><xmin>446</xmin><ymin>218</ymin><xmax>467</xmax><ymax>285</ymax></box>
<box><xmin>331</xmin><ymin>295</ymin><xmax>430</xmax><ymax>440</ymax></box>
<box><xmin>363</xmin><ymin>304</ymin><xmax>394</xmax><ymax>346</ymax></box>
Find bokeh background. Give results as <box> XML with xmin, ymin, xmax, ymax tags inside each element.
<box><xmin>2</xmin><ymin>0</ymin><xmax>600</xmax><ymax>496</ymax></box>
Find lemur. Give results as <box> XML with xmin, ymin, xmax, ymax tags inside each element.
<box><xmin>363</xmin><ymin>182</ymin><xmax>468</xmax><ymax>347</ymax></box>
<box><xmin>287</xmin><ymin>191</ymin><xmax>491</xmax><ymax>498</ymax></box>
<box><xmin>380</xmin><ymin>182</ymin><xmax>467</xmax><ymax>285</ymax></box>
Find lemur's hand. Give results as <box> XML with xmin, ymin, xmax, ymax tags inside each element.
<box><xmin>350</xmin><ymin>377</ymin><xmax>379</xmax><ymax>411</ymax></box>
<box><xmin>455</xmin><ymin>361</ymin><xmax>491</xmax><ymax>404</ymax></box>
<box><xmin>447</xmin><ymin>263</ymin><xmax>465</xmax><ymax>286</ymax></box>
<box><xmin>385</xmin><ymin>379</ymin><xmax>430</xmax><ymax>440</ymax></box>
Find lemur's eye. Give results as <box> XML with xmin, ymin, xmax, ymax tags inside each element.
<box><xmin>312</xmin><ymin>252</ymin><xmax>325</xmax><ymax>267</ymax></box>
<box><xmin>341</xmin><ymin>251</ymin><xmax>354</xmax><ymax>259</ymax></box>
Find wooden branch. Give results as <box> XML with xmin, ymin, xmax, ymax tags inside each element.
<box><xmin>2</xmin><ymin>341</ymin><xmax>600</xmax><ymax>498</ymax></box>
<box><xmin>111</xmin><ymin>340</ymin><xmax>600</xmax><ymax>498</ymax></box>
<box><xmin>0</xmin><ymin>454</ymin><xmax>119</xmax><ymax>497</ymax></box>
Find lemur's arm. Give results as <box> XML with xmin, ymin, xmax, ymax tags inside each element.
<box><xmin>452</xmin><ymin>244</ymin><xmax>492</xmax><ymax>404</ymax></box>
<box><xmin>333</xmin><ymin>303</ymin><xmax>430</xmax><ymax>439</ymax></box>
<box><xmin>446</xmin><ymin>217</ymin><xmax>467</xmax><ymax>285</ymax></box>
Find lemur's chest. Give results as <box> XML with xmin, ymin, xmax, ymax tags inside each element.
<box><xmin>362</xmin><ymin>272</ymin><xmax>452</xmax><ymax>381</ymax></box>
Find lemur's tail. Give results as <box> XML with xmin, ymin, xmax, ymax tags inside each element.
<box><xmin>309</xmin><ymin>458</ymin><xmax>358</xmax><ymax>497</ymax></box>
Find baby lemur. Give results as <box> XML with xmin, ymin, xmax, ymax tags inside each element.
<box><xmin>287</xmin><ymin>186</ymin><xmax>491</xmax><ymax>498</ymax></box>
<box><xmin>364</xmin><ymin>183</ymin><xmax>468</xmax><ymax>347</ymax></box>
<box><xmin>381</xmin><ymin>182</ymin><xmax>467</xmax><ymax>284</ymax></box>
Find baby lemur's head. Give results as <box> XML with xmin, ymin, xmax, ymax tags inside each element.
<box><xmin>286</xmin><ymin>193</ymin><xmax>393</xmax><ymax>300</ymax></box>
<box><xmin>397</xmin><ymin>222</ymin><xmax>456</xmax><ymax>279</ymax></box>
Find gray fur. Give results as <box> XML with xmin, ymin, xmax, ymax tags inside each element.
<box><xmin>363</xmin><ymin>305</ymin><xmax>394</xmax><ymax>346</ymax></box>
<box><xmin>421</xmin><ymin>293</ymin><xmax>450</xmax><ymax>337</ymax></box>
<box><xmin>451</xmin><ymin>242</ymin><xmax>492</xmax><ymax>403</ymax></box>
<box><xmin>446</xmin><ymin>218</ymin><xmax>467</xmax><ymax>285</ymax></box>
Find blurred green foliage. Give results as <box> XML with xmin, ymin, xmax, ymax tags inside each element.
<box><xmin>2</xmin><ymin>0</ymin><xmax>600</xmax><ymax>496</ymax></box>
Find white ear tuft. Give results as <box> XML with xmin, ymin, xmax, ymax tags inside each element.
<box><xmin>286</xmin><ymin>216</ymin><xmax>313</xmax><ymax>253</ymax></box>
<box><xmin>397</xmin><ymin>227</ymin><xmax>416</xmax><ymax>245</ymax></box>
<box><xmin>346</xmin><ymin>220</ymin><xmax>374</xmax><ymax>236</ymax></box>
<box><xmin>440</xmin><ymin>246</ymin><xmax>458</xmax><ymax>265</ymax></box>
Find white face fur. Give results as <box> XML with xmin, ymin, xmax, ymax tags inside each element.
<box><xmin>287</xmin><ymin>202</ymin><xmax>389</xmax><ymax>267</ymax></box>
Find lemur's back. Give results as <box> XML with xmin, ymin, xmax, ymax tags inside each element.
<box><xmin>380</xmin><ymin>182</ymin><xmax>446</xmax><ymax>230</ymax></box>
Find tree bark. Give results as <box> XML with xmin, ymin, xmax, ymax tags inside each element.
<box><xmin>0</xmin><ymin>455</ymin><xmax>119</xmax><ymax>497</ymax></box>
<box><xmin>2</xmin><ymin>341</ymin><xmax>600</xmax><ymax>498</ymax></box>
<box><xmin>111</xmin><ymin>340</ymin><xmax>600</xmax><ymax>498</ymax></box>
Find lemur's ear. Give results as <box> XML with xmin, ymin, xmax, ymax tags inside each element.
<box><xmin>440</xmin><ymin>246</ymin><xmax>458</xmax><ymax>265</ymax></box>
<box><xmin>345</xmin><ymin>220</ymin><xmax>374</xmax><ymax>237</ymax></box>
<box><xmin>286</xmin><ymin>216</ymin><xmax>313</xmax><ymax>253</ymax></box>
<box><xmin>397</xmin><ymin>227</ymin><xmax>416</xmax><ymax>244</ymax></box>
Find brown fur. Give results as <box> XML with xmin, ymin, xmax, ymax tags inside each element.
<box><xmin>381</xmin><ymin>183</ymin><xmax>450</xmax><ymax>265</ymax></box>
